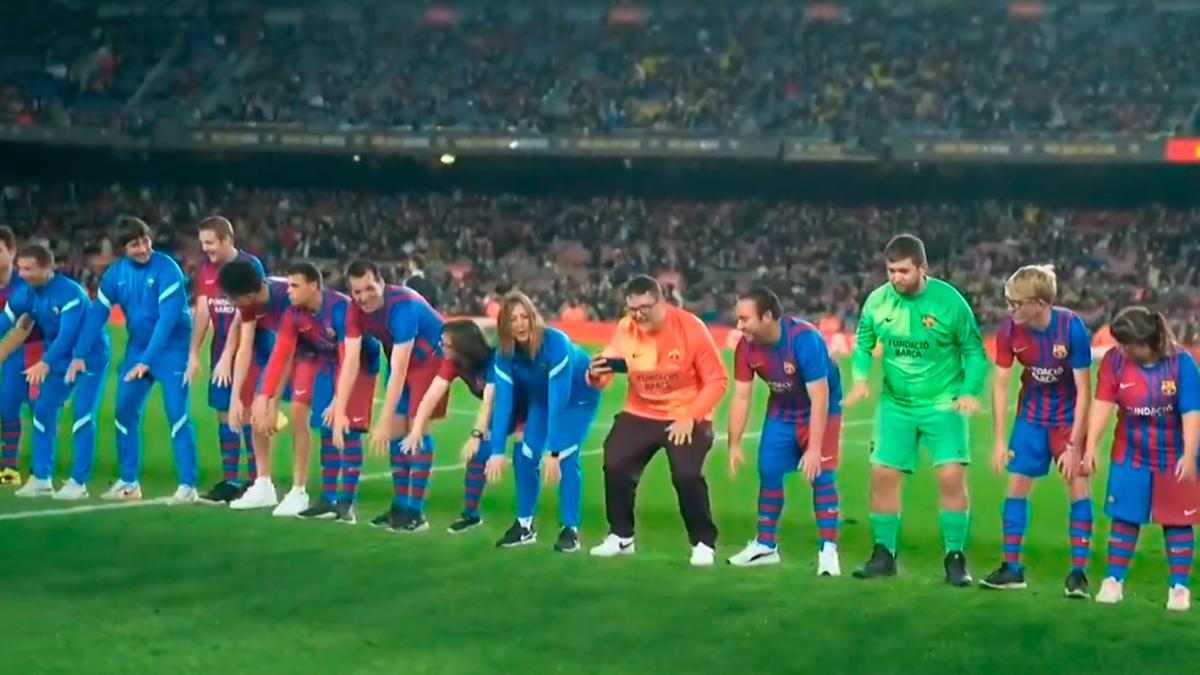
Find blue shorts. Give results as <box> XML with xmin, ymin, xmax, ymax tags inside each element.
<box><xmin>1007</xmin><ymin>418</ymin><xmax>1072</xmax><ymax>478</ymax></box>
<box><xmin>758</xmin><ymin>415</ymin><xmax>841</xmax><ymax>476</ymax></box>
<box><xmin>1107</xmin><ymin>462</ymin><xmax>1200</xmax><ymax>526</ymax></box>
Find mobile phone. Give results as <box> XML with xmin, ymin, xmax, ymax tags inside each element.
<box><xmin>605</xmin><ymin>357</ymin><xmax>628</xmax><ymax>374</ymax></box>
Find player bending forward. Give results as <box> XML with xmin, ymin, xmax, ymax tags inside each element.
<box><xmin>726</xmin><ymin>287</ymin><xmax>842</xmax><ymax>575</ymax></box>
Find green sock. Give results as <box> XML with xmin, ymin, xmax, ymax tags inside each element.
<box><xmin>940</xmin><ymin>510</ymin><xmax>970</xmax><ymax>553</ymax></box>
<box><xmin>869</xmin><ymin>512</ymin><xmax>900</xmax><ymax>554</ymax></box>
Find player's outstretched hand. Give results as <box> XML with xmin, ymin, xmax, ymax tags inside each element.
<box><xmin>400</xmin><ymin>432</ymin><xmax>423</xmax><ymax>455</ymax></box>
<box><xmin>1175</xmin><ymin>456</ymin><xmax>1198</xmax><ymax>483</ymax></box>
<box><xmin>184</xmin><ymin>352</ymin><xmax>200</xmax><ymax>385</ymax></box>
<box><xmin>990</xmin><ymin>441</ymin><xmax>1008</xmax><ymax>476</ymax></box>
<box><xmin>64</xmin><ymin>358</ymin><xmax>87</xmax><ymax>384</ymax></box>
<box><xmin>1057</xmin><ymin>448</ymin><xmax>1078</xmax><ymax>480</ymax></box>
<box><xmin>542</xmin><ymin>455</ymin><xmax>561</xmax><ymax>486</ymax></box>
<box><xmin>460</xmin><ymin>435</ymin><xmax>481</xmax><ymax>462</ymax></box>
<box><xmin>843</xmin><ymin>381</ymin><xmax>870</xmax><ymax>407</ymax></box>
<box><xmin>485</xmin><ymin>454</ymin><xmax>507</xmax><ymax>483</ymax></box>
<box><xmin>955</xmin><ymin>395</ymin><xmax>983</xmax><ymax>415</ymax></box>
<box><xmin>23</xmin><ymin>360</ymin><xmax>49</xmax><ymax>386</ymax></box>
<box><xmin>666</xmin><ymin>417</ymin><xmax>695</xmax><ymax>446</ymax></box>
<box><xmin>211</xmin><ymin>356</ymin><xmax>233</xmax><ymax>387</ymax></box>
<box><xmin>588</xmin><ymin>355</ymin><xmax>613</xmax><ymax>380</ymax></box>
<box><xmin>330</xmin><ymin>412</ymin><xmax>348</xmax><ymax>450</ymax></box>
<box><xmin>123</xmin><ymin>363</ymin><xmax>150</xmax><ymax>382</ymax></box>
<box><xmin>728</xmin><ymin>442</ymin><xmax>745</xmax><ymax>478</ymax></box>
<box><xmin>800</xmin><ymin>450</ymin><xmax>822</xmax><ymax>483</ymax></box>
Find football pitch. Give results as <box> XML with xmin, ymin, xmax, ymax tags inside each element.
<box><xmin>2</xmin><ymin>334</ymin><xmax>1198</xmax><ymax>675</ymax></box>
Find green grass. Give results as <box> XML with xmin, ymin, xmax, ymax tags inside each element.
<box><xmin>1</xmin><ymin>332</ymin><xmax>1198</xmax><ymax>674</ymax></box>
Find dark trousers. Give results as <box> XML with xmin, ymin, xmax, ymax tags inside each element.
<box><xmin>602</xmin><ymin>412</ymin><xmax>718</xmax><ymax>547</ymax></box>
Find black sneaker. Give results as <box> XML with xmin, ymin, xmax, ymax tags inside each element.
<box><xmin>944</xmin><ymin>551</ymin><xmax>972</xmax><ymax>587</ymax></box>
<box><xmin>298</xmin><ymin>499</ymin><xmax>338</xmax><ymax>520</ymax></box>
<box><xmin>335</xmin><ymin>502</ymin><xmax>356</xmax><ymax>525</ymax></box>
<box><xmin>371</xmin><ymin>505</ymin><xmax>406</xmax><ymax>529</ymax></box>
<box><xmin>852</xmin><ymin>544</ymin><xmax>898</xmax><ymax>579</ymax></box>
<box><xmin>393</xmin><ymin>510</ymin><xmax>429</xmax><ymax>534</ymax></box>
<box><xmin>979</xmin><ymin>562</ymin><xmax>1027</xmax><ymax>590</ymax></box>
<box><xmin>553</xmin><ymin>527</ymin><xmax>580</xmax><ymax>553</ymax></box>
<box><xmin>447</xmin><ymin>513</ymin><xmax>483</xmax><ymax>534</ymax></box>
<box><xmin>1064</xmin><ymin>569</ymin><xmax>1090</xmax><ymax>599</ymax></box>
<box><xmin>199</xmin><ymin>479</ymin><xmax>240</xmax><ymax>504</ymax></box>
<box><xmin>496</xmin><ymin>520</ymin><xmax>536</xmax><ymax>548</ymax></box>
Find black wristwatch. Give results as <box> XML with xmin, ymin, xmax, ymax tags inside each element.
<box><xmin>550</xmin><ymin>451</ymin><xmax>561</xmax><ymax>458</ymax></box>
<box><xmin>470</xmin><ymin>429</ymin><xmax>485</xmax><ymax>440</ymax></box>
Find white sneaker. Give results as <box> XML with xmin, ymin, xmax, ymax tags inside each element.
<box><xmin>690</xmin><ymin>543</ymin><xmax>716</xmax><ymax>567</ymax></box>
<box><xmin>1167</xmin><ymin>585</ymin><xmax>1191</xmax><ymax>612</ymax></box>
<box><xmin>169</xmin><ymin>485</ymin><xmax>199</xmax><ymax>505</ymax></box>
<box><xmin>589</xmin><ymin>533</ymin><xmax>636</xmax><ymax>558</ymax></box>
<box><xmin>818</xmin><ymin>542</ymin><xmax>842</xmax><ymax>577</ymax></box>
<box><xmin>229</xmin><ymin>479</ymin><xmax>278</xmax><ymax>510</ymax></box>
<box><xmin>727</xmin><ymin>540</ymin><xmax>780</xmax><ymax>567</ymax></box>
<box><xmin>272</xmin><ymin>486</ymin><xmax>309</xmax><ymax>517</ymax></box>
<box><xmin>53</xmin><ymin>479</ymin><xmax>89</xmax><ymax>501</ymax></box>
<box><xmin>1095</xmin><ymin>577</ymin><xmax>1124</xmax><ymax>604</ymax></box>
<box><xmin>102</xmin><ymin>480</ymin><xmax>142</xmax><ymax>501</ymax></box>
<box><xmin>15</xmin><ymin>477</ymin><xmax>54</xmax><ymax>498</ymax></box>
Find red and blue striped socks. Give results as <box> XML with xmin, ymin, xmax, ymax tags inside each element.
<box><xmin>1107</xmin><ymin>519</ymin><xmax>1140</xmax><ymax>581</ymax></box>
<box><xmin>1001</xmin><ymin>497</ymin><xmax>1028</xmax><ymax>569</ymax></box>
<box><xmin>339</xmin><ymin>431</ymin><xmax>363</xmax><ymax>505</ymax></box>
<box><xmin>0</xmin><ymin>419</ymin><xmax>19</xmax><ymax>469</ymax></box>
<box><xmin>218</xmin><ymin>422</ymin><xmax>241</xmax><ymax>481</ymax></box>
<box><xmin>812</xmin><ymin>470</ymin><xmax>840</xmax><ymax>548</ymax></box>
<box><xmin>1165</xmin><ymin>525</ymin><xmax>1194</xmax><ymax>588</ymax></box>
<box><xmin>319</xmin><ymin>429</ymin><xmax>339</xmax><ymax>504</ymax></box>
<box><xmin>1068</xmin><ymin>498</ymin><xmax>1093</xmax><ymax>572</ymax></box>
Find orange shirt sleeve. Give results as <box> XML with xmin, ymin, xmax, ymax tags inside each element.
<box><xmin>683</xmin><ymin>312</ymin><xmax>728</xmax><ymax>420</ymax></box>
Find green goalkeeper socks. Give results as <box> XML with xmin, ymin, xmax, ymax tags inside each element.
<box><xmin>869</xmin><ymin>512</ymin><xmax>900</xmax><ymax>554</ymax></box>
<box><xmin>939</xmin><ymin>510</ymin><xmax>970</xmax><ymax>553</ymax></box>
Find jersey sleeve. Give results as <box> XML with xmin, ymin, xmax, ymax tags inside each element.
<box><xmin>543</xmin><ymin>330</ymin><xmax>576</xmax><ymax>453</ymax></box>
<box><xmin>1095</xmin><ymin>349</ymin><xmax>1121</xmax><ymax>403</ymax></box>
<box><xmin>388</xmin><ymin>301</ymin><xmax>418</xmax><ymax>345</ymax></box>
<box><xmin>195</xmin><ymin>262</ymin><xmax>218</xmax><ymax>301</ymax></box>
<box><xmin>793</xmin><ymin>329</ymin><xmax>830</xmax><ymax>384</ymax></box>
<box><xmin>994</xmin><ymin>320</ymin><xmax>1015</xmax><ymax>368</ymax></box>
<box><xmin>1177</xmin><ymin>352</ymin><xmax>1200</xmax><ymax>414</ymax></box>
<box><xmin>487</xmin><ymin>354</ymin><xmax>516</xmax><ymax>456</ymax></box>
<box><xmin>74</xmin><ymin>265</ymin><xmax>118</xmax><ymax>360</ymax></box>
<box><xmin>437</xmin><ymin>357</ymin><xmax>459</xmax><ymax>381</ymax></box>
<box><xmin>139</xmin><ymin>258</ymin><xmax>188</xmax><ymax>365</ymax></box>
<box><xmin>260</xmin><ymin>310</ymin><xmax>298</xmax><ymax>397</ymax></box>
<box><xmin>733</xmin><ymin>338</ymin><xmax>753</xmax><ymax>382</ymax></box>
<box><xmin>0</xmin><ymin>285</ymin><xmax>30</xmax><ymax>334</ymax></box>
<box><xmin>949</xmin><ymin>290</ymin><xmax>988</xmax><ymax>397</ymax></box>
<box><xmin>851</xmin><ymin>289</ymin><xmax>881</xmax><ymax>382</ymax></box>
<box><xmin>42</xmin><ymin>284</ymin><xmax>87</xmax><ymax>369</ymax></box>
<box><xmin>684</xmin><ymin>312</ymin><xmax>729</xmax><ymax>420</ymax></box>
<box><xmin>1068</xmin><ymin>316</ymin><xmax>1092</xmax><ymax>370</ymax></box>
<box><xmin>344</xmin><ymin>302</ymin><xmax>363</xmax><ymax>339</ymax></box>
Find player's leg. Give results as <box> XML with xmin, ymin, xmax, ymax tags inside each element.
<box><xmin>811</xmin><ymin>415</ymin><xmax>842</xmax><ymax>576</ymax></box>
<box><xmin>327</xmin><ymin>370</ymin><xmax>375</xmax><ymax>525</ymax></box>
<box><xmin>499</xmin><ymin>404</ymin><xmax>546</xmax><ymax>548</ymax></box>
<box><xmin>1062</xmin><ymin>425</ymin><xmax>1093</xmax><ymax>598</ymax></box>
<box><xmin>552</xmin><ymin>402</ymin><xmax>596</xmax><ymax>553</ymax></box>
<box><xmin>376</xmin><ymin>384</ymin><xmax>414</xmax><ymax>529</ymax></box>
<box><xmin>229</xmin><ymin>362</ymin><xmax>279</xmax><ymax>510</ymax></box>
<box><xmin>981</xmin><ymin>418</ymin><xmax>1046</xmax><ymax>589</ymax></box>
<box><xmin>299</xmin><ymin>364</ymin><xmax>340</xmax><ymax>520</ymax></box>
<box><xmin>591</xmin><ymin>413</ymin><xmax>661</xmax><ymax>557</ymax></box>
<box><xmin>664</xmin><ymin>420</ymin><xmax>717</xmax><ymax>566</ymax></box>
<box><xmin>1097</xmin><ymin>463</ymin><xmax>1152</xmax><ymax>604</ymax></box>
<box><xmin>206</xmin><ymin>376</ymin><xmax>244</xmax><ymax>495</ymax></box>
<box><xmin>924</xmin><ymin>406</ymin><xmax>972</xmax><ymax>586</ymax></box>
<box><xmin>0</xmin><ymin>354</ymin><xmax>27</xmax><ymax>484</ymax></box>
<box><xmin>275</xmin><ymin>359</ymin><xmax>318</xmax><ymax>516</ymax></box>
<box><xmin>14</xmin><ymin>374</ymin><xmax>70</xmax><ymax>497</ymax></box>
<box><xmin>1151</xmin><ymin>472</ymin><xmax>1198</xmax><ymax>611</ymax></box>
<box><xmin>150</xmin><ymin>357</ymin><xmax>200</xmax><ymax>503</ymax></box>
<box><xmin>400</xmin><ymin>368</ymin><xmax>439</xmax><ymax>529</ymax></box>
<box><xmin>854</xmin><ymin>400</ymin><xmax>918</xmax><ymax>579</ymax></box>
<box><xmin>450</xmin><ymin>436</ymin><xmax>493</xmax><ymax>533</ymax></box>
<box><xmin>729</xmin><ymin>417</ymin><xmax>793</xmax><ymax>567</ymax></box>
<box><xmin>58</xmin><ymin>364</ymin><xmax>108</xmax><ymax>500</ymax></box>
<box><xmin>104</xmin><ymin>357</ymin><xmax>153</xmax><ymax>500</ymax></box>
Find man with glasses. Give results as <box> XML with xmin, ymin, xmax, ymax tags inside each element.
<box><xmin>844</xmin><ymin>234</ymin><xmax>989</xmax><ymax>585</ymax></box>
<box><xmin>586</xmin><ymin>275</ymin><xmax>728</xmax><ymax>566</ymax></box>
<box><xmin>979</xmin><ymin>264</ymin><xmax>1094</xmax><ymax>597</ymax></box>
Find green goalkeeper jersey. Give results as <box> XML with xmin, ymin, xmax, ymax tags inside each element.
<box><xmin>851</xmin><ymin>277</ymin><xmax>989</xmax><ymax>409</ymax></box>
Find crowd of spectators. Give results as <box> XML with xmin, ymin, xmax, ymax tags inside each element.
<box><xmin>4</xmin><ymin>182</ymin><xmax>1200</xmax><ymax>342</ymax></box>
<box><xmin>2</xmin><ymin>1</ymin><xmax>1199</xmax><ymax>138</ymax></box>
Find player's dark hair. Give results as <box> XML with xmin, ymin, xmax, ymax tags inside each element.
<box><xmin>740</xmin><ymin>286</ymin><xmax>783</xmax><ymax>321</ymax></box>
<box><xmin>16</xmin><ymin>243</ymin><xmax>54</xmax><ymax>268</ymax></box>
<box><xmin>443</xmin><ymin>319</ymin><xmax>492</xmax><ymax>377</ymax></box>
<box><xmin>1111</xmin><ymin>306</ymin><xmax>1175</xmax><ymax>359</ymax></box>
<box><xmin>199</xmin><ymin>215</ymin><xmax>235</xmax><ymax>241</ymax></box>
<box><xmin>287</xmin><ymin>261</ymin><xmax>323</xmax><ymax>286</ymax></box>
<box><xmin>624</xmin><ymin>274</ymin><xmax>662</xmax><ymax>299</ymax></box>
<box><xmin>409</xmin><ymin>254</ymin><xmax>425</xmax><ymax>271</ymax></box>
<box><xmin>884</xmin><ymin>234</ymin><xmax>927</xmax><ymax>266</ymax></box>
<box><xmin>218</xmin><ymin>259</ymin><xmax>264</xmax><ymax>297</ymax></box>
<box><xmin>0</xmin><ymin>225</ymin><xmax>15</xmax><ymax>252</ymax></box>
<box><xmin>115</xmin><ymin>216</ymin><xmax>152</xmax><ymax>248</ymax></box>
<box><xmin>346</xmin><ymin>259</ymin><xmax>382</xmax><ymax>282</ymax></box>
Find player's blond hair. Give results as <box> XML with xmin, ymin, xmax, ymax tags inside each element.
<box><xmin>1005</xmin><ymin>264</ymin><xmax>1057</xmax><ymax>304</ymax></box>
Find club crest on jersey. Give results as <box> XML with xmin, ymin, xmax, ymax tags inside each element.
<box><xmin>1053</xmin><ymin>344</ymin><xmax>1068</xmax><ymax>359</ymax></box>
<box><xmin>1162</xmin><ymin>380</ymin><xmax>1178</xmax><ymax>395</ymax></box>
<box><xmin>922</xmin><ymin>315</ymin><xmax>936</xmax><ymax>328</ymax></box>
<box><xmin>667</xmin><ymin>348</ymin><xmax>682</xmax><ymax>360</ymax></box>
<box><xmin>783</xmin><ymin>361</ymin><xmax>796</xmax><ymax>375</ymax></box>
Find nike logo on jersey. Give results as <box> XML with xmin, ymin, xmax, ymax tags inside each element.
<box><xmin>1119</xmin><ymin>383</ymin><xmax>1136</xmax><ymax>390</ymax></box>
<box><xmin>293</xmin><ymin>390</ymin><xmax>309</xmax><ymax>397</ymax></box>
<box><xmin>883</xmin><ymin>317</ymin><xmax>895</xmax><ymax>323</ymax></box>
<box><xmin>1185</xmin><ymin>509</ymin><xmax>1198</xmax><ymax>517</ymax></box>
<box><xmin>1012</xmin><ymin>346</ymin><xmax>1029</xmax><ymax>353</ymax></box>
<box><xmin>351</xmin><ymin>416</ymin><xmax>366</xmax><ymax>424</ymax></box>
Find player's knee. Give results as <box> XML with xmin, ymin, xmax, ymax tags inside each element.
<box><xmin>1007</xmin><ymin>473</ymin><xmax>1035</xmax><ymax>498</ymax></box>
<box><xmin>870</xmin><ymin>464</ymin><xmax>902</xmax><ymax>490</ymax></box>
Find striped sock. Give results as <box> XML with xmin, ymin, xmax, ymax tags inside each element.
<box><xmin>812</xmin><ymin>470</ymin><xmax>839</xmax><ymax>549</ymax></box>
<box><xmin>1001</xmin><ymin>497</ymin><xmax>1028</xmax><ymax>569</ymax></box>
<box><xmin>242</xmin><ymin>424</ymin><xmax>258</xmax><ymax>481</ymax></box>
<box><xmin>319</xmin><ymin>429</ymin><xmax>338</xmax><ymax>504</ymax></box>
<box><xmin>389</xmin><ymin>440</ymin><xmax>410</xmax><ymax>509</ymax></box>
<box><xmin>1068</xmin><ymin>499</ymin><xmax>1093</xmax><ymax>572</ymax></box>
<box><xmin>1</xmin><ymin>419</ymin><xmax>20</xmax><ymax>469</ymax></box>
<box><xmin>218</xmin><ymin>423</ymin><xmax>241</xmax><ymax>481</ymax></box>
<box><xmin>463</xmin><ymin>451</ymin><xmax>487</xmax><ymax>518</ymax></box>
<box><xmin>1106</xmin><ymin>519</ymin><xmax>1140</xmax><ymax>582</ymax></box>
<box><xmin>756</xmin><ymin>474</ymin><xmax>784</xmax><ymax>549</ymax></box>
<box><xmin>1164</xmin><ymin>525</ymin><xmax>1194</xmax><ymax>588</ymax></box>
<box><xmin>339</xmin><ymin>431</ymin><xmax>363</xmax><ymax>505</ymax></box>
<box><xmin>408</xmin><ymin>435</ymin><xmax>434</xmax><ymax>514</ymax></box>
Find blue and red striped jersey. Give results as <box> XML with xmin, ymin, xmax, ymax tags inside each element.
<box><xmin>260</xmin><ymin>289</ymin><xmax>380</xmax><ymax>397</ymax></box>
<box><xmin>1096</xmin><ymin>347</ymin><xmax>1200</xmax><ymax>472</ymax></box>
<box><xmin>346</xmin><ymin>284</ymin><xmax>444</xmax><ymax>366</ymax></box>
<box><xmin>239</xmin><ymin>276</ymin><xmax>291</xmax><ymax>364</ymax></box>
<box><xmin>195</xmin><ymin>250</ymin><xmax>266</xmax><ymax>362</ymax></box>
<box><xmin>995</xmin><ymin>307</ymin><xmax>1091</xmax><ymax>426</ymax></box>
<box><xmin>734</xmin><ymin>316</ymin><xmax>842</xmax><ymax>424</ymax></box>
<box><xmin>0</xmin><ymin>273</ymin><xmax>43</xmax><ymax>357</ymax></box>
<box><xmin>438</xmin><ymin>350</ymin><xmax>495</xmax><ymax>400</ymax></box>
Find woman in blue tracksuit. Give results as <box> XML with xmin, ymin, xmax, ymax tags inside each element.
<box><xmin>488</xmin><ymin>291</ymin><xmax>601</xmax><ymax>553</ymax></box>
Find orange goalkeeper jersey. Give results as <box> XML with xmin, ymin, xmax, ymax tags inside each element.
<box><xmin>591</xmin><ymin>305</ymin><xmax>728</xmax><ymax>421</ymax></box>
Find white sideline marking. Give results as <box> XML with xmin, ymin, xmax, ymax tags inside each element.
<box><xmin>0</xmin><ymin>497</ymin><xmax>172</xmax><ymax>522</ymax></box>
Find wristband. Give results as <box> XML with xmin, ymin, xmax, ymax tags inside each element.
<box><xmin>470</xmin><ymin>429</ymin><xmax>485</xmax><ymax>440</ymax></box>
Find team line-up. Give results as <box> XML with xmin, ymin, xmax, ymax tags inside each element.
<box><xmin>0</xmin><ymin>222</ymin><xmax>1197</xmax><ymax>612</ymax></box>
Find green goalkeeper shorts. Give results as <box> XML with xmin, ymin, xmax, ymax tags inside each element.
<box><xmin>870</xmin><ymin>398</ymin><xmax>970</xmax><ymax>473</ymax></box>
